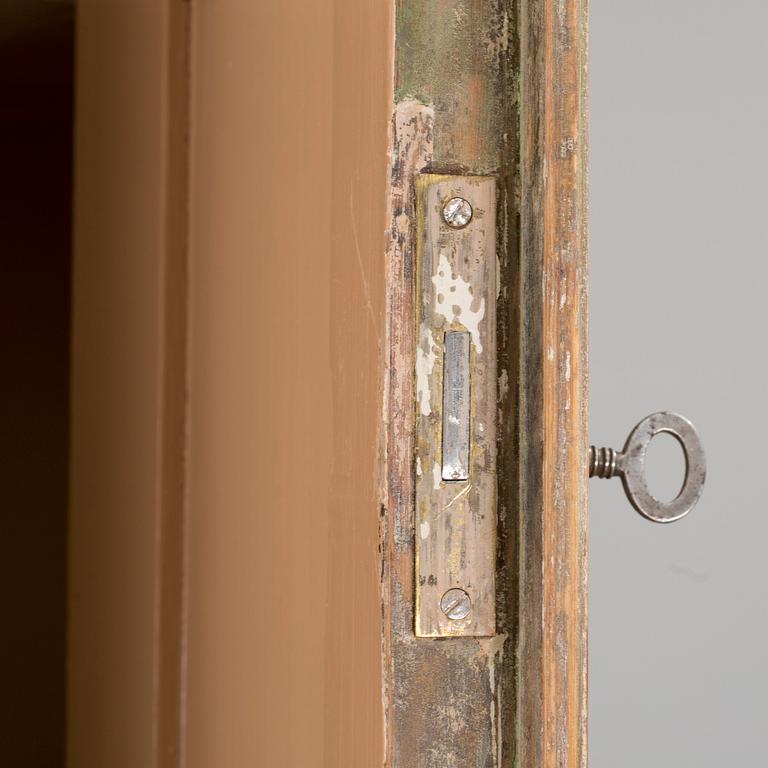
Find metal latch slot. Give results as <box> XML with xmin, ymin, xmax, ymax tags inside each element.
<box><xmin>414</xmin><ymin>174</ymin><xmax>496</xmax><ymax>638</ymax></box>
<box><xmin>441</xmin><ymin>331</ymin><xmax>471</xmax><ymax>482</ymax></box>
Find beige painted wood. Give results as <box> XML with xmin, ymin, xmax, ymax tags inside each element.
<box><xmin>72</xmin><ymin>3</ymin><xmax>391</xmax><ymax>766</ymax></box>
<box><xmin>414</xmin><ymin>175</ymin><xmax>497</xmax><ymax>638</ymax></box>
<box><xmin>183</xmin><ymin>1</ymin><xmax>392</xmax><ymax>766</ymax></box>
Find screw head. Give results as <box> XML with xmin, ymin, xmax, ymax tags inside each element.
<box><xmin>440</xmin><ymin>588</ymin><xmax>471</xmax><ymax>620</ymax></box>
<box><xmin>442</xmin><ymin>197</ymin><xmax>473</xmax><ymax>229</ymax></box>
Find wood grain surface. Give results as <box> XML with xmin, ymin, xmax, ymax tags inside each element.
<box><xmin>516</xmin><ymin>0</ymin><xmax>590</xmax><ymax>766</ymax></box>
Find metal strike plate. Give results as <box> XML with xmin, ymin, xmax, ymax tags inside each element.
<box><xmin>414</xmin><ymin>174</ymin><xmax>496</xmax><ymax>638</ymax></box>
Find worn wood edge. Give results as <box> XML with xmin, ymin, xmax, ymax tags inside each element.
<box><xmin>382</xmin><ymin>97</ymin><xmax>435</xmax><ymax>768</ymax></box>
<box><xmin>384</xmin><ymin>0</ymin><xmax>612</xmax><ymax>768</ymax></box>
<box><xmin>385</xmin><ymin>0</ymin><xmax>589</xmax><ymax>761</ymax></box>
<box><xmin>383</xmin><ymin>98</ymin><xmax>508</xmax><ymax>767</ymax></box>
<box><xmin>516</xmin><ymin>0</ymin><xmax>589</xmax><ymax>767</ymax></box>
<box><xmin>385</xmin><ymin>98</ymin><xmax>506</xmax><ymax>766</ymax></box>
<box><xmin>384</xmin><ymin>0</ymin><xmax>518</xmax><ymax>760</ymax></box>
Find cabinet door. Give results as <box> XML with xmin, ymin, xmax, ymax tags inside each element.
<box><xmin>69</xmin><ymin>3</ymin><xmax>588</xmax><ymax>767</ymax></box>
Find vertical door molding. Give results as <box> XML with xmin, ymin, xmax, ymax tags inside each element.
<box><xmin>69</xmin><ymin>3</ymin><xmax>190</xmax><ymax>767</ymax></box>
<box><xmin>517</xmin><ymin>1</ymin><xmax>589</xmax><ymax>767</ymax></box>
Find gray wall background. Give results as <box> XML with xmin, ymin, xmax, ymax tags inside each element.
<box><xmin>589</xmin><ymin>1</ymin><xmax>768</xmax><ymax>765</ymax></box>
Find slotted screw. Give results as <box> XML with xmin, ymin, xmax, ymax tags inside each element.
<box><xmin>440</xmin><ymin>588</ymin><xmax>471</xmax><ymax>620</ymax></box>
<box><xmin>442</xmin><ymin>197</ymin><xmax>473</xmax><ymax>229</ymax></box>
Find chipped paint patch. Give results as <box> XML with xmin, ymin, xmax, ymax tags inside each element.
<box><xmin>419</xmin><ymin>521</ymin><xmax>430</xmax><ymax>540</ymax></box>
<box><xmin>416</xmin><ymin>325</ymin><xmax>438</xmax><ymax>415</ymax></box>
<box><xmin>415</xmin><ymin>455</ymin><xmax>423</xmax><ymax>477</ymax></box>
<box><xmin>479</xmin><ymin>634</ymin><xmax>508</xmax><ymax>768</ymax></box>
<box><xmin>432</xmin><ymin>461</ymin><xmax>441</xmax><ymax>490</ymax></box>
<box><xmin>432</xmin><ymin>253</ymin><xmax>486</xmax><ymax>352</ymax></box>
<box><xmin>498</xmin><ymin>368</ymin><xmax>509</xmax><ymax>401</ymax></box>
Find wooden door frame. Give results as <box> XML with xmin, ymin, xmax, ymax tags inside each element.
<box><xmin>69</xmin><ymin>1</ymin><xmax>587</xmax><ymax>766</ymax></box>
<box><xmin>382</xmin><ymin>1</ymin><xmax>588</xmax><ymax>766</ymax></box>
<box><xmin>517</xmin><ymin>1</ymin><xmax>589</xmax><ymax>764</ymax></box>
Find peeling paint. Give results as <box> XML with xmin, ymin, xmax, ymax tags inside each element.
<box><xmin>416</xmin><ymin>325</ymin><xmax>438</xmax><ymax>415</ymax></box>
<box><xmin>432</xmin><ymin>461</ymin><xmax>441</xmax><ymax>490</ymax></box>
<box><xmin>479</xmin><ymin>633</ymin><xmax>509</xmax><ymax>768</ymax></box>
<box><xmin>432</xmin><ymin>253</ymin><xmax>486</xmax><ymax>352</ymax></box>
<box><xmin>498</xmin><ymin>368</ymin><xmax>509</xmax><ymax>400</ymax></box>
<box><xmin>420</xmin><ymin>521</ymin><xmax>430</xmax><ymax>539</ymax></box>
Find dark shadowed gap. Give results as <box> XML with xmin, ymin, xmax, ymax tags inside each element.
<box><xmin>0</xmin><ymin>2</ymin><xmax>74</xmax><ymax>764</ymax></box>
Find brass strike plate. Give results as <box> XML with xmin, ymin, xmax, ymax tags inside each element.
<box><xmin>414</xmin><ymin>174</ymin><xmax>497</xmax><ymax>638</ymax></box>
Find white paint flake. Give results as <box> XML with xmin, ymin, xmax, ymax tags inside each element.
<box><xmin>431</xmin><ymin>253</ymin><xmax>486</xmax><ymax>353</ymax></box>
<box><xmin>432</xmin><ymin>461</ymin><xmax>442</xmax><ymax>490</ymax></box>
<box><xmin>479</xmin><ymin>633</ymin><xmax>509</xmax><ymax>768</ymax></box>
<box><xmin>419</xmin><ymin>521</ymin><xmax>430</xmax><ymax>540</ymax></box>
<box><xmin>498</xmin><ymin>368</ymin><xmax>509</xmax><ymax>400</ymax></box>
<box><xmin>416</xmin><ymin>325</ymin><xmax>438</xmax><ymax>416</ymax></box>
<box><xmin>415</xmin><ymin>456</ymin><xmax>422</xmax><ymax>477</ymax></box>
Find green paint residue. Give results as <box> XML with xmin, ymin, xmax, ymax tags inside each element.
<box><xmin>395</xmin><ymin>0</ymin><xmax>515</xmax><ymax>172</ymax></box>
